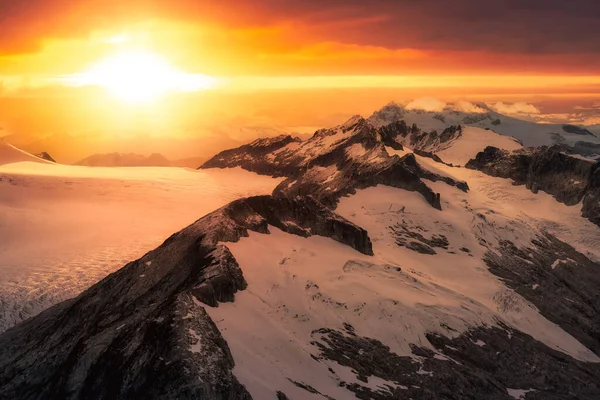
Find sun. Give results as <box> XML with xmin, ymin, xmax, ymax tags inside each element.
<box><xmin>75</xmin><ymin>50</ymin><xmax>216</xmax><ymax>103</ymax></box>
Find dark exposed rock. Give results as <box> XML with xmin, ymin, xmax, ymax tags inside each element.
<box><xmin>311</xmin><ymin>323</ymin><xmax>600</xmax><ymax>399</ymax></box>
<box><xmin>287</xmin><ymin>379</ymin><xmax>334</xmax><ymax>399</ymax></box>
<box><xmin>483</xmin><ymin>232</ymin><xmax>600</xmax><ymax>356</ymax></box>
<box><xmin>388</xmin><ymin>124</ymin><xmax>463</xmax><ymax>152</ymax></box>
<box><xmin>462</xmin><ymin>113</ymin><xmax>493</xmax><ymax>124</ymax></box>
<box><xmin>0</xmin><ymin>195</ymin><xmax>373</xmax><ymax>399</ymax></box>
<box><xmin>412</xmin><ymin>148</ymin><xmax>453</xmax><ymax>166</ymax></box>
<box><xmin>390</xmin><ymin>222</ymin><xmax>450</xmax><ymax>255</ymax></box>
<box><xmin>223</xmin><ymin>195</ymin><xmax>373</xmax><ymax>256</ymax></box>
<box><xmin>377</xmin><ymin>120</ymin><xmax>408</xmax><ymax>150</ymax></box>
<box><xmin>34</xmin><ymin>152</ymin><xmax>55</xmax><ymax>163</ymax></box>
<box><xmin>401</xmin><ymin>152</ymin><xmax>467</xmax><ymax>191</ymax></box>
<box><xmin>563</xmin><ymin>124</ymin><xmax>596</xmax><ymax>136</ymax></box>
<box><xmin>201</xmin><ymin>135</ymin><xmax>303</xmax><ymax>177</ymax></box>
<box><xmin>466</xmin><ymin>145</ymin><xmax>600</xmax><ymax>227</ymax></box>
<box><xmin>405</xmin><ymin>241</ymin><xmax>437</xmax><ymax>255</ymax></box>
<box><xmin>491</xmin><ymin>118</ymin><xmax>502</xmax><ymax>125</ymax></box>
<box><xmin>202</xmin><ymin>117</ymin><xmax>469</xmax><ymax>211</ymax></box>
<box><xmin>571</xmin><ymin>141</ymin><xmax>600</xmax><ymax>157</ymax></box>
<box><xmin>276</xmin><ymin>390</ymin><xmax>289</xmax><ymax>400</ymax></box>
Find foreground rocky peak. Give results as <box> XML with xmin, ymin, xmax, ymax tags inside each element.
<box><xmin>202</xmin><ymin>116</ymin><xmax>468</xmax><ymax>210</ymax></box>
<box><xmin>0</xmin><ymin>195</ymin><xmax>372</xmax><ymax>400</ymax></box>
<box><xmin>467</xmin><ymin>145</ymin><xmax>600</xmax><ymax>227</ymax></box>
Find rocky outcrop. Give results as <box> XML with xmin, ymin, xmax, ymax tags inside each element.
<box><xmin>0</xmin><ymin>195</ymin><xmax>373</xmax><ymax>399</ymax></box>
<box><xmin>563</xmin><ymin>124</ymin><xmax>596</xmax><ymax>136</ymax></box>
<box><xmin>202</xmin><ymin>117</ymin><xmax>468</xmax><ymax>210</ymax></box>
<box><xmin>412</xmin><ymin>149</ymin><xmax>452</xmax><ymax>166</ymax></box>
<box><xmin>201</xmin><ymin>135</ymin><xmax>302</xmax><ymax>177</ymax></box>
<box><xmin>466</xmin><ymin>145</ymin><xmax>600</xmax><ymax>227</ymax></box>
<box><xmin>34</xmin><ymin>152</ymin><xmax>55</xmax><ymax>163</ymax></box>
<box><xmin>310</xmin><ymin>323</ymin><xmax>600</xmax><ymax>399</ymax></box>
<box><xmin>390</xmin><ymin>222</ymin><xmax>449</xmax><ymax>255</ymax></box>
<box><xmin>374</xmin><ymin>120</ymin><xmax>463</xmax><ymax>153</ymax></box>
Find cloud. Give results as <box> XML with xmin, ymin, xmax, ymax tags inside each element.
<box><xmin>405</xmin><ymin>97</ymin><xmax>447</xmax><ymax>112</ymax></box>
<box><xmin>583</xmin><ymin>117</ymin><xmax>600</xmax><ymax>126</ymax></box>
<box><xmin>489</xmin><ymin>102</ymin><xmax>541</xmax><ymax>116</ymax></box>
<box><xmin>1</xmin><ymin>0</ymin><xmax>600</xmax><ymax>58</ymax></box>
<box><xmin>453</xmin><ymin>101</ymin><xmax>487</xmax><ymax>114</ymax></box>
<box><xmin>574</xmin><ymin>102</ymin><xmax>600</xmax><ymax>110</ymax></box>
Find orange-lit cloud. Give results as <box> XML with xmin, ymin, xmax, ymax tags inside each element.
<box><xmin>1</xmin><ymin>0</ymin><xmax>600</xmax><ymax>76</ymax></box>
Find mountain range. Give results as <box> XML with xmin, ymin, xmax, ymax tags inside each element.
<box><xmin>1</xmin><ymin>104</ymin><xmax>600</xmax><ymax>399</ymax></box>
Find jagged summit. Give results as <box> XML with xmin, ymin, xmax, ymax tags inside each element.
<box><xmin>203</xmin><ymin>115</ymin><xmax>468</xmax><ymax>210</ymax></box>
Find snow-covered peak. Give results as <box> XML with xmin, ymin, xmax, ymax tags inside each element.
<box><xmin>340</xmin><ymin>114</ymin><xmax>365</xmax><ymax>130</ymax></box>
<box><xmin>367</xmin><ymin>100</ymin><xmax>600</xmax><ymax>156</ymax></box>
<box><xmin>368</xmin><ymin>102</ymin><xmax>406</xmax><ymax>127</ymax></box>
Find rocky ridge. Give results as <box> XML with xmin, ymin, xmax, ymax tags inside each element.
<box><xmin>0</xmin><ymin>195</ymin><xmax>372</xmax><ymax>399</ymax></box>
<box><xmin>466</xmin><ymin>145</ymin><xmax>600</xmax><ymax>227</ymax></box>
<box><xmin>203</xmin><ymin>116</ymin><xmax>468</xmax><ymax>209</ymax></box>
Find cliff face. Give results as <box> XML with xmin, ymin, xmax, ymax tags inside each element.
<box><xmin>466</xmin><ymin>145</ymin><xmax>600</xmax><ymax>227</ymax></box>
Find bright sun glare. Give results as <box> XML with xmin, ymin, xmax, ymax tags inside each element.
<box><xmin>74</xmin><ymin>51</ymin><xmax>216</xmax><ymax>103</ymax></box>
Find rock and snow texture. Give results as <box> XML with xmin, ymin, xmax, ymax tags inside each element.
<box><xmin>2</xmin><ymin>109</ymin><xmax>600</xmax><ymax>399</ymax></box>
<box><xmin>0</xmin><ymin>195</ymin><xmax>372</xmax><ymax>399</ymax></box>
<box><xmin>368</xmin><ymin>102</ymin><xmax>600</xmax><ymax>159</ymax></box>
<box><xmin>466</xmin><ymin>145</ymin><xmax>600</xmax><ymax>228</ymax></box>
<box><xmin>203</xmin><ymin>116</ymin><xmax>469</xmax><ymax>210</ymax></box>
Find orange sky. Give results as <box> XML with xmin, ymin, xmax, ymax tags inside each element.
<box><xmin>2</xmin><ymin>0</ymin><xmax>600</xmax><ymax>82</ymax></box>
<box><xmin>1</xmin><ymin>0</ymin><xmax>599</xmax><ymax>162</ymax></box>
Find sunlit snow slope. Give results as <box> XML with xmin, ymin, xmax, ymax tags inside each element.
<box><xmin>0</xmin><ymin>159</ymin><xmax>283</xmax><ymax>332</ymax></box>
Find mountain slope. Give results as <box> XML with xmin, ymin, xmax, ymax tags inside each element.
<box><xmin>0</xmin><ymin>196</ymin><xmax>371</xmax><ymax>399</ymax></box>
<box><xmin>2</xmin><ymin>113</ymin><xmax>600</xmax><ymax>399</ymax></box>
<box><xmin>0</xmin><ymin>140</ymin><xmax>53</xmax><ymax>166</ymax></box>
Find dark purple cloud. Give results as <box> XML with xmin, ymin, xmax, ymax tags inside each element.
<box><xmin>0</xmin><ymin>0</ymin><xmax>599</xmax><ymax>55</ymax></box>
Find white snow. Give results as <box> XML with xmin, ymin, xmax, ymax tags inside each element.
<box><xmin>205</xmin><ymin>154</ymin><xmax>600</xmax><ymax>398</ymax></box>
<box><xmin>0</xmin><ymin>160</ymin><xmax>283</xmax><ymax>332</ymax></box>
<box><xmin>437</xmin><ymin>126</ymin><xmax>522</xmax><ymax>166</ymax></box>
<box><xmin>368</xmin><ymin>102</ymin><xmax>600</xmax><ymax>150</ymax></box>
